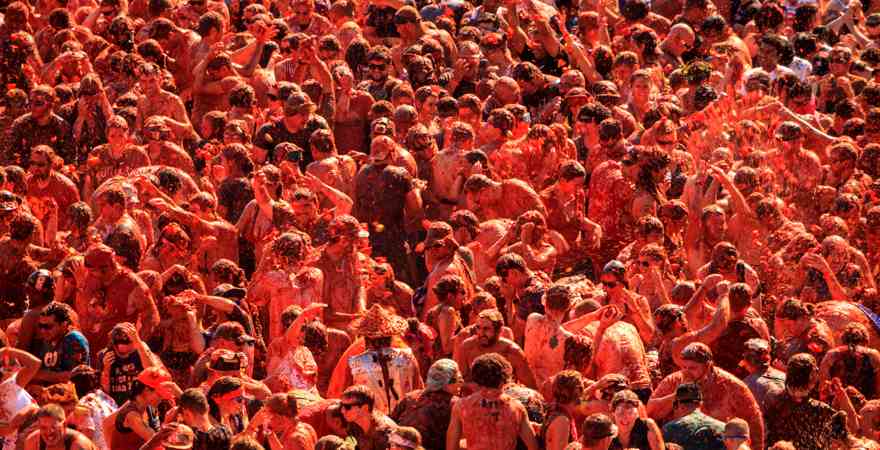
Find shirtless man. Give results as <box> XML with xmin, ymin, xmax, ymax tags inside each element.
<box><xmin>449</xmin><ymin>210</ymin><xmax>510</xmax><ymax>282</ymax></box>
<box><xmin>143</xmin><ymin>192</ymin><xmax>239</xmax><ymax>275</ymax></box>
<box><xmin>391</xmin><ymin>7</ymin><xmax>457</xmax><ymax>70</ymax></box>
<box><xmin>454</xmin><ymin>309</ymin><xmax>537</xmax><ymax>389</ymax></box>
<box><xmin>306</xmin><ymin>129</ymin><xmax>357</xmax><ymax>197</ymax></box>
<box><xmin>431</xmin><ymin>123</ymin><xmax>474</xmax><ymax>217</ymax></box>
<box><xmin>523</xmin><ymin>285</ymin><xmax>621</xmax><ymax>386</ymax></box>
<box><xmin>648</xmin><ymin>343</ymin><xmax>765</xmax><ymax>450</ymax></box>
<box><xmin>462</xmin><ymin>175</ymin><xmax>546</xmax><ymax>221</ymax></box>
<box><xmin>249</xmin><ymin>232</ymin><xmax>324</xmax><ymax>343</ymax></box>
<box><xmin>313</xmin><ymin>215</ymin><xmax>365</xmax><ymax>332</ymax></box>
<box><xmin>71</xmin><ymin>244</ymin><xmax>160</xmax><ymax>353</ymax></box>
<box><xmin>141</xmin><ymin>117</ymin><xmax>196</xmax><ymax>175</ymax></box>
<box><xmin>135</xmin><ymin>63</ymin><xmax>190</xmax><ymax>134</ymax></box>
<box><xmin>420</xmin><ymin>222</ymin><xmax>476</xmax><ymax>321</ymax></box>
<box><xmin>447</xmin><ymin>353</ymin><xmax>538</xmax><ymax>450</ymax></box>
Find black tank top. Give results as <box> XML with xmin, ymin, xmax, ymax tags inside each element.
<box><xmin>38</xmin><ymin>431</ymin><xmax>76</xmax><ymax>450</ymax></box>
<box><xmin>609</xmin><ymin>418</ymin><xmax>651</xmax><ymax>450</ymax></box>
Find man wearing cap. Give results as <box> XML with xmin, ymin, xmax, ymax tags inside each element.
<box><xmin>76</xmin><ymin>244</ymin><xmax>159</xmax><ymax>355</ymax></box>
<box><xmin>661</xmin><ymin>383</ymin><xmax>726</xmax><ymax>450</ymax></box>
<box><xmin>722</xmin><ymin>418</ymin><xmax>751</xmax><ymax>450</ymax></box>
<box><xmin>764</xmin><ymin>353</ymin><xmax>842</xmax><ymax>450</ymax></box>
<box><xmin>141</xmin><ymin>115</ymin><xmax>195</xmax><ymax>175</ymax></box>
<box><xmin>202</xmin><ymin>348</ymin><xmax>270</xmax><ymax>400</ymax></box>
<box><xmin>344</xmin><ymin>305</ymin><xmax>423</xmax><ymax>413</ymax></box>
<box><xmin>648</xmin><ymin>343</ymin><xmax>764</xmax><ymax>450</ymax></box>
<box><xmin>391</xmin><ymin>359</ymin><xmax>462</xmax><ymax>450</ymax></box>
<box><xmin>190</xmin><ymin>321</ymin><xmax>260</xmax><ymax>386</ymax></box>
<box><xmin>108</xmin><ymin>367</ymin><xmax>181</xmax><ymax>450</ymax></box>
<box><xmin>567</xmin><ymin>413</ymin><xmax>618</xmax><ymax>450</ymax></box>
<box><xmin>740</xmin><ymin>338</ymin><xmax>786</xmax><ymax>414</ymax></box>
<box><xmin>254</xmin><ymin>91</ymin><xmax>331</xmax><ymax>169</ymax></box>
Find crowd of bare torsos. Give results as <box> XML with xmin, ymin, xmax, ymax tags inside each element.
<box><xmin>6</xmin><ymin>0</ymin><xmax>880</xmax><ymax>448</ymax></box>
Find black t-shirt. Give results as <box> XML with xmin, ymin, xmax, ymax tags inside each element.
<box><xmin>217</xmin><ymin>177</ymin><xmax>255</xmax><ymax>224</ymax></box>
<box><xmin>95</xmin><ymin>349</ymin><xmax>144</xmax><ymax>406</ymax></box>
<box><xmin>253</xmin><ymin>116</ymin><xmax>330</xmax><ymax>170</ymax></box>
<box><xmin>193</xmin><ymin>425</ymin><xmax>232</xmax><ymax>450</ymax></box>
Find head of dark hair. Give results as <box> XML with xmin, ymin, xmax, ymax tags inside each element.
<box><xmin>471</xmin><ymin>353</ymin><xmax>512</xmax><ymax>388</ymax></box>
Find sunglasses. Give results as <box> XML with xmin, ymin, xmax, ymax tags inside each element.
<box><xmin>31</xmin><ymin>160</ymin><xmax>49</xmax><ymax>167</ymax></box>
<box><xmin>602</xmin><ymin>280</ymin><xmax>619</xmax><ymax>288</ymax></box>
<box><xmin>340</xmin><ymin>402</ymin><xmax>363</xmax><ymax>410</ymax></box>
<box><xmin>639</xmin><ymin>260</ymin><xmax>653</xmax><ymax>268</ymax></box>
<box><xmin>37</xmin><ymin>322</ymin><xmax>55</xmax><ymax>330</ymax></box>
<box><xmin>368</xmin><ymin>63</ymin><xmax>387</xmax><ymax>71</ymax></box>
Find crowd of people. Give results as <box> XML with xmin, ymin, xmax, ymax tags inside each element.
<box><xmin>2</xmin><ymin>0</ymin><xmax>880</xmax><ymax>447</ymax></box>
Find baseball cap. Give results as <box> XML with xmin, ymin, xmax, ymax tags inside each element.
<box><xmin>425</xmin><ymin>359</ymin><xmax>462</xmax><ymax>392</ymax></box>
<box><xmin>137</xmin><ymin>367</ymin><xmax>176</xmax><ymax>400</ymax></box>
<box><xmin>675</xmin><ymin>382</ymin><xmax>702</xmax><ymax>403</ymax></box>
<box><xmin>283</xmin><ymin>92</ymin><xmax>316</xmax><ymax>116</ymax></box>
<box><xmin>208</xmin><ymin>349</ymin><xmax>247</xmax><ymax>372</ymax></box>
<box><xmin>213</xmin><ymin>321</ymin><xmax>256</xmax><ymax>346</ymax></box>
<box><xmin>581</xmin><ymin>414</ymin><xmax>617</xmax><ymax>441</ymax></box>
<box><xmin>775</xmin><ymin>121</ymin><xmax>803</xmax><ymax>141</ymax></box>
<box><xmin>212</xmin><ymin>284</ymin><xmax>246</xmax><ymax>300</ymax></box>
<box><xmin>164</xmin><ymin>424</ymin><xmax>195</xmax><ymax>449</ymax></box>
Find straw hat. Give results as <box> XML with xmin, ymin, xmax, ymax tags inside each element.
<box><xmin>354</xmin><ymin>304</ymin><xmax>408</xmax><ymax>338</ymax></box>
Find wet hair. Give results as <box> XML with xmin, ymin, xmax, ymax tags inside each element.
<box><xmin>67</xmin><ymin>202</ymin><xmax>92</xmax><ymax>231</ymax></box>
<box><xmin>842</xmin><ymin>323</ymin><xmax>869</xmax><ymax>347</ymax></box>
<box><xmin>563</xmin><ymin>334</ymin><xmax>593</xmax><ymax>369</ymax></box>
<box><xmin>471</xmin><ymin>353</ymin><xmax>512</xmax><ymax>388</ymax></box>
<box><xmin>9</xmin><ymin>214</ymin><xmax>38</xmax><ymax>241</ymax></box>
<box><xmin>105</xmin><ymin>226</ymin><xmax>142</xmax><ymax>270</ymax></box>
<box><xmin>341</xmin><ymin>385</ymin><xmax>376</xmax><ymax>410</ymax></box>
<box><xmin>207</xmin><ymin>376</ymin><xmax>242</xmax><ymax>419</ymax></box>
<box><xmin>230</xmin><ymin>436</ymin><xmax>264</xmax><ymax>450</ymax></box>
<box><xmin>210</xmin><ymin>259</ymin><xmax>245</xmax><ymax>286</ymax></box>
<box><xmin>197</xmin><ymin>11</ymin><xmax>224</xmax><ymax>37</ymax></box>
<box><xmin>301</xmin><ymin>321</ymin><xmax>328</xmax><ymax>354</ymax></box>
<box><xmin>179</xmin><ymin>388</ymin><xmax>209</xmax><ymax>415</ymax></box>
<box><xmin>222</xmin><ymin>143</ymin><xmax>255</xmax><ymax>175</ymax></box>
<box><xmin>496</xmin><ymin>253</ymin><xmax>528</xmax><ymax>278</ymax></box>
<box><xmin>544</xmin><ymin>284</ymin><xmax>575</xmax><ymax>312</ymax></box>
<box><xmin>728</xmin><ymin>283</ymin><xmax>753</xmax><ymax>312</ymax></box>
<box><xmin>553</xmin><ymin>370</ymin><xmax>585</xmax><ymax>405</ymax></box>
<box><xmin>433</xmin><ymin>275</ymin><xmax>465</xmax><ymax>303</ymax></box>
<box><xmin>228</xmin><ymin>84</ymin><xmax>255</xmax><ymax>109</ymax></box>
<box><xmin>41</xmin><ymin>302</ymin><xmax>73</xmax><ymax>325</ymax></box>
<box><xmin>69</xmin><ymin>366</ymin><xmax>98</xmax><ymax>398</ymax></box>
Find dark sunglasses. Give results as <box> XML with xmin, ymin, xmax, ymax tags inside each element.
<box><xmin>340</xmin><ymin>402</ymin><xmax>363</xmax><ymax>410</ymax></box>
<box><xmin>368</xmin><ymin>63</ymin><xmax>387</xmax><ymax>71</ymax></box>
<box><xmin>602</xmin><ymin>280</ymin><xmax>619</xmax><ymax>288</ymax></box>
<box><xmin>37</xmin><ymin>322</ymin><xmax>55</xmax><ymax>330</ymax></box>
